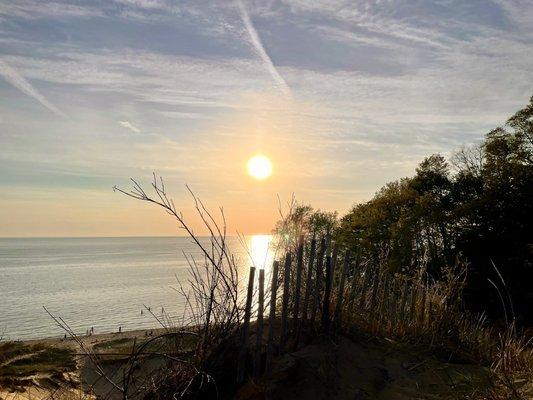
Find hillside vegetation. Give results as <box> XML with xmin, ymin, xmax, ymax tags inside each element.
<box><xmin>277</xmin><ymin>96</ymin><xmax>533</xmax><ymax>326</ymax></box>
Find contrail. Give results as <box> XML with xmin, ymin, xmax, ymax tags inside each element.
<box><xmin>0</xmin><ymin>59</ymin><xmax>65</xmax><ymax>117</ymax></box>
<box><xmin>236</xmin><ymin>0</ymin><xmax>291</xmax><ymax>97</ymax></box>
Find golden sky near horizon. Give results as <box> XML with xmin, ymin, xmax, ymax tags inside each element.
<box><xmin>0</xmin><ymin>95</ymin><xmax>354</xmax><ymax>237</ymax></box>
<box><xmin>1</xmin><ymin>1</ymin><xmax>531</xmax><ymax>237</ymax></box>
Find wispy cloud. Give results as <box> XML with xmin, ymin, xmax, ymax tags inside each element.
<box><xmin>0</xmin><ymin>59</ymin><xmax>64</xmax><ymax>117</ymax></box>
<box><xmin>1</xmin><ymin>0</ymin><xmax>532</xmax><ymax>234</ymax></box>
<box><xmin>0</xmin><ymin>1</ymin><xmax>101</xmax><ymax>20</ymax></box>
<box><xmin>118</xmin><ymin>120</ymin><xmax>141</xmax><ymax>133</ymax></box>
<box><xmin>236</xmin><ymin>0</ymin><xmax>291</xmax><ymax>97</ymax></box>
<box><xmin>113</xmin><ymin>0</ymin><xmax>171</xmax><ymax>10</ymax></box>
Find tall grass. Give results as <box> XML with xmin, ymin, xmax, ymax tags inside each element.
<box><xmin>41</xmin><ymin>178</ymin><xmax>530</xmax><ymax>399</ymax></box>
<box><xmin>329</xmin><ymin>257</ymin><xmax>533</xmax><ymax>399</ymax></box>
<box><xmin>34</xmin><ymin>176</ymin><xmax>250</xmax><ymax>399</ymax></box>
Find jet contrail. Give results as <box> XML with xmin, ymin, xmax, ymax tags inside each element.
<box><xmin>236</xmin><ymin>0</ymin><xmax>291</xmax><ymax>97</ymax></box>
<box><xmin>0</xmin><ymin>59</ymin><xmax>65</xmax><ymax>117</ymax></box>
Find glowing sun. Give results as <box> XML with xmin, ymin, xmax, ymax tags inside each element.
<box><xmin>247</xmin><ymin>154</ymin><xmax>272</xmax><ymax>180</ymax></box>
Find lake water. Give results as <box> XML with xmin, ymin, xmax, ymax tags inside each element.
<box><xmin>0</xmin><ymin>236</ymin><xmax>274</xmax><ymax>340</ymax></box>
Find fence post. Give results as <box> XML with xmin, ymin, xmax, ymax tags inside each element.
<box><xmin>322</xmin><ymin>253</ymin><xmax>332</xmax><ymax>333</ymax></box>
<box><xmin>347</xmin><ymin>248</ymin><xmax>361</xmax><ymax>312</ymax></box>
<box><xmin>293</xmin><ymin>240</ymin><xmax>304</xmax><ymax>331</ymax></box>
<box><xmin>334</xmin><ymin>250</ymin><xmax>350</xmax><ymax>326</ymax></box>
<box><xmin>377</xmin><ymin>275</ymin><xmax>389</xmax><ymax>332</ymax></box>
<box><xmin>368</xmin><ymin>272</ymin><xmax>379</xmax><ymax>313</ymax></box>
<box><xmin>428</xmin><ymin>292</ymin><xmax>438</xmax><ymax>332</ymax></box>
<box><xmin>330</xmin><ymin>243</ymin><xmax>339</xmax><ymax>289</ymax></box>
<box><xmin>408</xmin><ymin>282</ymin><xmax>418</xmax><ymax>328</ymax></box>
<box><xmin>418</xmin><ymin>284</ymin><xmax>426</xmax><ymax>330</ymax></box>
<box><xmin>310</xmin><ymin>238</ymin><xmax>326</xmax><ymax>323</ymax></box>
<box><xmin>357</xmin><ymin>264</ymin><xmax>371</xmax><ymax>311</ymax></box>
<box><xmin>254</xmin><ymin>268</ymin><xmax>265</xmax><ymax>377</ymax></box>
<box><xmin>265</xmin><ymin>261</ymin><xmax>279</xmax><ymax>374</ymax></box>
<box><xmin>279</xmin><ymin>253</ymin><xmax>292</xmax><ymax>353</ymax></box>
<box><xmin>398</xmin><ymin>277</ymin><xmax>409</xmax><ymax>335</ymax></box>
<box><xmin>389</xmin><ymin>277</ymin><xmax>398</xmax><ymax>335</ymax></box>
<box><xmin>369</xmin><ymin>273</ymin><xmax>381</xmax><ymax>329</ymax></box>
<box><xmin>301</xmin><ymin>238</ymin><xmax>316</xmax><ymax>324</ymax></box>
<box><xmin>237</xmin><ymin>266</ymin><xmax>256</xmax><ymax>384</ymax></box>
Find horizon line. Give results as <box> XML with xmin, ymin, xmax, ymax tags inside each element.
<box><xmin>0</xmin><ymin>233</ymin><xmax>272</xmax><ymax>239</ymax></box>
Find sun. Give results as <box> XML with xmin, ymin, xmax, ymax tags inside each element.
<box><xmin>247</xmin><ymin>154</ymin><xmax>273</xmax><ymax>180</ymax></box>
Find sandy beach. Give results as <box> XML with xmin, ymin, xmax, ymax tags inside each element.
<box><xmin>0</xmin><ymin>327</ymin><xmax>175</xmax><ymax>400</ymax></box>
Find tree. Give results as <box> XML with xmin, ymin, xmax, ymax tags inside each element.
<box><xmin>337</xmin><ymin>96</ymin><xmax>533</xmax><ymax>324</ymax></box>
<box><xmin>273</xmin><ymin>201</ymin><xmax>338</xmax><ymax>249</ymax></box>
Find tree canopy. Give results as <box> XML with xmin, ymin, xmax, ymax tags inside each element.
<box><xmin>335</xmin><ymin>96</ymin><xmax>533</xmax><ymax>324</ymax></box>
<box><xmin>273</xmin><ymin>201</ymin><xmax>338</xmax><ymax>249</ymax></box>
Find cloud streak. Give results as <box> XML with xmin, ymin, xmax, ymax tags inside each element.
<box><xmin>118</xmin><ymin>120</ymin><xmax>141</xmax><ymax>133</ymax></box>
<box><xmin>236</xmin><ymin>0</ymin><xmax>291</xmax><ymax>97</ymax></box>
<box><xmin>1</xmin><ymin>0</ymin><xmax>532</xmax><ymax>236</ymax></box>
<box><xmin>0</xmin><ymin>59</ymin><xmax>64</xmax><ymax>117</ymax></box>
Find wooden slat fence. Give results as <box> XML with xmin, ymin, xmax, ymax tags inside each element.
<box><xmin>235</xmin><ymin>236</ymin><xmax>441</xmax><ymax>383</ymax></box>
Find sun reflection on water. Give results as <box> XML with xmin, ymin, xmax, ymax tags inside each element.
<box><xmin>243</xmin><ymin>234</ymin><xmax>277</xmax><ymax>308</ymax></box>
<box><xmin>248</xmin><ymin>234</ymin><xmax>274</xmax><ymax>271</ymax></box>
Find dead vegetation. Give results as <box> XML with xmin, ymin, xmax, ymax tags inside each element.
<box><xmin>113</xmin><ymin>178</ymin><xmax>533</xmax><ymax>398</ymax></box>
<box><xmin>2</xmin><ymin>176</ymin><xmax>530</xmax><ymax>399</ymax></box>
<box><xmin>0</xmin><ymin>341</ymin><xmax>77</xmax><ymax>394</ymax></box>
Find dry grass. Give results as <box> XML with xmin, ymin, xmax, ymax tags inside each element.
<box><xmin>24</xmin><ymin>178</ymin><xmax>529</xmax><ymax>399</ymax></box>
<box><xmin>326</xmin><ymin>258</ymin><xmax>533</xmax><ymax>399</ymax></box>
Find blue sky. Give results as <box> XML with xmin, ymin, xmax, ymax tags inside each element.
<box><xmin>1</xmin><ymin>0</ymin><xmax>532</xmax><ymax>236</ymax></box>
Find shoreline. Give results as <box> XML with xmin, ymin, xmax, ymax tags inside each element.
<box><xmin>0</xmin><ymin>326</ymin><xmax>184</xmax><ymax>400</ymax></box>
<box><xmin>16</xmin><ymin>326</ymin><xmax>174</xmax><ymax>350</ymax></box>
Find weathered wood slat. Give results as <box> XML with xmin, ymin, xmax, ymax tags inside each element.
<box><xmin>347</xmin><ymin>250</ymin><xmax>362</xmax><ymax>313</ymax></box>
<box><xmin>253</xmin><ymin>268</ymin><xmax>265</xmax><ymax>377</ymax></box>
<box><xmin>301</xmin><ymin>238</ymin><xmax>317</xmax><ymax>324</ymax></box>
<box><xmin>265</xmin><ymin>261</ymin><xmax>279</xmax><ymax>374</ymax></box>
<box><xmin>409</xmin><ymin>282</ymin><xmax>418</xmax><ymax>327</ymax></box>
<box><xmin>429</xmin><ymin>292</ymin><xmax>438</xmax><ymax>332</ymax></box>
<box><xmin>310</xmin><ymin>238</ymin><xmax>326</xmax><ymax>323</ymax></box>
<box><xmin>368</xmin><ymin>272</ymin><xmax>380</xmax><ymax>315</ymax></box>
<box><xmin>322</xmin><ymin>253</ymin><xmax>332</xmax><ymax>333</ymax></box>
<box><xmin>357</xmin><ymin>263</ymin><xmax>371</xmax><ymax>311</ymax></box>
<box><xmin>334</xmin><ymin>250</ymin><xmax>350</xmax><ymax>325</ymax></box>
<box><xmin>237</xmin><ymin>266</ymin><xmax>256</xmax><ymax>383</ymax></box>
<box><xmin>377</xmin><ymin>275</ymin><xmax>389</xmax><ymax>331</ymax></box>
<box><xmin>279</xmin><ymin>253</ymin><xmax>292</xmax><ymax>353</ymax></box>
<box><xmin>389</xmin><ymin>277</ymin><xmax>398</xmax><ymax>334</ymax></box>
<box><xmin>418</xmin><ymin>284</ymin><xmax>427</xmax><ymax>330</ymax></box>
<box><xmin>293</xmin><ymin>241</ymin><xmax>304</xmax><ymax>331</ymax></box>
<box><xmin>330</xmin><ymin>243</ymin><xmax>339</xmax><ymax>289</ymax></box>
<box><xmin>398</xmin><ymin>277</ymin><xmax>409</xmax><ymax>334</ymax></box>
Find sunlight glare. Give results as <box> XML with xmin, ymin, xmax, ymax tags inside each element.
<box><xmin>247</xmin><ymin>154</ymin><xmax>273</xmax><ymax>180</ymax></box>
<box><xmin>249</xmin><ymin>234</ymin><xmax>273</xmax><ymax>270</ymax></box>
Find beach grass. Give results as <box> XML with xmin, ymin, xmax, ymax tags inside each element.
<box><xmin>0</xmin><ymin>341</ymin><xmax>76</xmax><ymax>392</ymax></box>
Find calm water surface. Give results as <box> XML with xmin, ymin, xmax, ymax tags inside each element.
<box><xmin>0</xmin><ymin>236</ymin><xmax>274</xmax><ymax>340</ymax></box>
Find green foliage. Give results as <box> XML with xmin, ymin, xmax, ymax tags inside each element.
<box><xmin>273</xmin><ymin>201</ymin><xmax>338</xmax><ymax>248</ymax></box>
<box><xmin>337</xmin><ymin>96</ymin><xmax>533</xmax><ymax>323</ymax></box>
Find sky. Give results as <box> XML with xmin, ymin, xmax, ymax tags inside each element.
<box><xmin>0</xmin><ymin>0</ymin><xmax>532</xmax><ymax>237</ymax></box>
